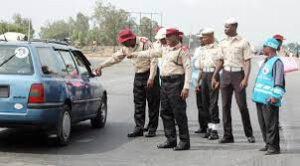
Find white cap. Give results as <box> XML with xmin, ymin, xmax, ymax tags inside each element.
<box><xmin>196</xmin><ymin>29</ymin><xmax>204</xmax><ymax>38</ymax></box>
<box><xmin>155</xmin><ymin>28</ymin><xmax>167</xmax><ymax>40</ymax></box>
<box><xmin>225</xmin><ymin>17</ymin><xmax>238</xmax><ymax>25</ymax></box>
<box><xmin>201</xmin><ymin>28</ymin><xmax>214</xmax><ymax>35</ymax></box>
<box><xmin>196</xmin><ymin>33</ymin><xmax>203</xmax><ymax>38</ymax></box>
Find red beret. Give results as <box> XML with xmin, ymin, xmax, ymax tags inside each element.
<box><xmin>273</xmin><ymin>34</ymin><xmax>285</xmax><ymax>41</ymax></box>
<box><xmin>166</xmin><ymin>28</ymin><xmax>183</xmax><ymax>36</ymax></box>
<box><xmin>117</xmin><ymin>29</ymin><xmax>136</xmax><ymax>43</ymax></box>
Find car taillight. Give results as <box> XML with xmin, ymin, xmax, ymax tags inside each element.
<box><xmin>28</xmin><ymin>83</ymin><xmax>45</xmax><ymax>103</ymax></box>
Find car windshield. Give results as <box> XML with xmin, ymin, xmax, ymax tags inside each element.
<box><xmin>0</xmin><ymin>45</ymin><xmax>33</xmax><ymax>75</ymax></box>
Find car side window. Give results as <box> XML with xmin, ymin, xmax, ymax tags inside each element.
<box><xmin>73</xmin><ymin>53</ymin><xmax>89</xmax><ymax>76</ymax></box>
<box><xmin>37</xmin><ymin>47</ymin><xmax>67</xmax><ymax>76</ymax></box>
<box><xmin>58</xmin><ymin>50</ymin><xmax>78</xmax><ymax>76</ymax></box>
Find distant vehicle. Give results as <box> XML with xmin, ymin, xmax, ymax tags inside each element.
<box><xmin>0</xmin><ymin>40</ymin><xmax>107</xmax><ymax>145</ymax></box>
<box><xmin>0</xmin><ymin>32</ymin><xmax>27</xmax><ymax>41</ymax></box>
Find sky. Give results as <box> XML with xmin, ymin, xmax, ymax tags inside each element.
<box><xmin>0</xmin><ymin>0</ymin><xmax>299</xmax><ymax>45</ymax></box>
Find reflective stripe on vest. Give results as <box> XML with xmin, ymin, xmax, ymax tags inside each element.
<box><xmin>251</xmin><ymin>56</ymin><xmax>285</xmax><ymax>107</ymax></box>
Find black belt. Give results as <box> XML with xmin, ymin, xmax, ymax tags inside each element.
<box><xmin>135</xmin><ymin>70</ymin><xmax>150</xmax><ymax>76</ymax></box>
<box><xmin>161</xmin><ymin>75</ymin><xmax>184</xmax><ymax>82</ymax></box>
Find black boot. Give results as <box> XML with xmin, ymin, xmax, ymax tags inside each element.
<box><xmin>202</xmin><ymin>128</ymin><xmax>212</xmax><ymax>138</ymax></box>
<box><xmin>208</xmin><ymin>130</ymin><xmax>219</xmax><ymax>140</ymax></box>
<box><xmin>145</xmin><ymin>131</ymin><xmax>156</xmax><ymax>137</ymax></box>
<box><xmin>157</xmin><ymin>140</ymin><xmax>177</xmax><ymax>149</ymax></box>
<box><xmin>127</xmin><ymin>130</ymin><xmax>143</xmax><ymax>137</ymax></box>
<box><xmin>173</xmin><ymin>141</ymin><xmax>190</xmax><ymax>151</ymax></box>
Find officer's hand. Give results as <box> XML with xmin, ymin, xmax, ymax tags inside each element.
<box><xmin>126</xmin><ymin>53</ymin><xmax>134</xmax><ymax>59</ymax></box>
<box><xmin>147</xmin><ymin>79</ymin><xmax>154</xmax><ymax>89</ymax></box>
<box><xmin>211</xmin><ymin>78</ymin><xmax>220</xmax><ymax>90</ymax></box>
<box><xmin>195</xmin><ymin>83</ymin><xmax>200</xmax><ymax>92</ymax></box>
<box><xmin>240</xmin><ymin>79</ymin><xmax>248</xmax><ymax>89</ymax></box>
<box><xmin>94</xmin><ymin>66</ymin><xmax>102</xmax><ymax>76</ymax></box>
<box><xmin>267</xmin><ymin>97</ymin><xmax>278</xmax><ymax>104</ymax></box>
<box><xmin>180</xmin><ymin>88</ymin><xmax>189</xmax><ymax>100</ymax></box>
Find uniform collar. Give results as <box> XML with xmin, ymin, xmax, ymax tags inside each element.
<box><xmin>204</xmin><ymin>42</ymin><xmax>217</xmax><ymax>49</ymax></box>
<box><xmin>168</xmin><ymin>42</ymin><xmax>182</xmax><ymax>51</ymax></box>
<box><xmin>227</xmin><ymin>34</ymin><xmax>242</xmax><ymax>41</ymax></box>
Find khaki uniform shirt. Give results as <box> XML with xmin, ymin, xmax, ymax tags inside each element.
<box><xmin>196</xmin><ymin>43</ymin><xmax>222</xmax><ymax>69</ymax></box>
<box><xmin>100</xmin><ymin>36</ymin><xmax>158</xmax><ymax>80</ymax></box>
<box><xmin>133</xmin><ymin>43</ymin><xmax>191</xmax><ymax>89</ymax></box>
<box><xmin>219</xmin><ymin>35</ymin><xmax>252</xmax><ymax>68</ymax></box>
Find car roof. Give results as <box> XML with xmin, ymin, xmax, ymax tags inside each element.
<box><xmin>0</xmin><ymin>41</ymin><xmax>91</xmax><ymax>66</ymax></box>
<box><xmin>0</xmin><ymin>41</ymin><xmax>80</xmax><ymax>51</ymax></box>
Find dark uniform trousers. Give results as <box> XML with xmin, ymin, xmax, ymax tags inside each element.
<box><xmin>196</xmin><ymin>85</ymin><xmax>209</xmax><ymax>130</ymax></box>
<box><xmin>160</xmin><ymin>75</ymin><xmax>190</xmax><ymax>143</ymax></box>
<box><xmin>133</xmin><ymin>68</ymin><xmax>160</xmax><ymax>132</ymax></box>
<box><xmin>256</xmin><ymin>103</ymin><xmax>280</xmax><ymax>151</ymax></box>
<box><xmin>221</xmin><ymin>70</ymin><xmax>253</xmax><ymax>138</ymax></box>
<box><xmin>202</xmin><ymin>72</ymin><xmax>220</xmax><ymax>124</ymax></box>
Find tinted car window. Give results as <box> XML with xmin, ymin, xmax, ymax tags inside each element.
<box><xmin>74</xmin><ymin>55</ymin><xmax>89</xmax><ymax>75</ymax></box>
<box><xmin>37</xmin><ymin>47</ymin><xmax>66</xmax><ymax>76</ymax></box>
<box><xmin>58</xmin><ymin>51</ymin><xmax>78</xmax><ymax>76</ymax></box>
<box><xmin>0</xmin><ymin>46</ymin><xmax>33</xmax><ymax>75</ymax></box>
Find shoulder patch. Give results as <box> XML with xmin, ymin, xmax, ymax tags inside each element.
<box><xmin>139</xmin><ymin>37</ymin><xmax>149</xmax><ymax>44</ymax></box>
<box><xmin>181</xmin><ymin>45</ymin><xmax>189</xmax><ymax>51</ymax></box>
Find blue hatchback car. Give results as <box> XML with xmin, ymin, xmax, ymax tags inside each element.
<box><xmin>0</xmin><ymin>41</ymin><xmax>107</xmax><ymax>145</ymax></box>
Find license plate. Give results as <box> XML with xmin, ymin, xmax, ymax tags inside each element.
<box><xmin>0</xmin><ymin>86</ymin><xmax>9</xmax><ymax>98</ymax></box>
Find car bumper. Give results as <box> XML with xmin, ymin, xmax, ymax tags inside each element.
<box><xmin>0</xmin><ymin>102</ymin><xmax>63</xmax><ymax>128</ymax></box>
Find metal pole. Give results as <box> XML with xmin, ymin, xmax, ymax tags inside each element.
<box><xmin>28</xmin><ymin>19</ymin><xmax>31</xmax><ymax>42</ymax></box>
<box><xmin>161</xmin><ymin>13</ymin><xmax>163</xmax><ymax>26</ymax></box>
<box><xmin>150</xmin><ymin>13</ymin><xmax>153</xmax><ymax>41</ymax></box>
<box><xmin>139</xmin><ymin>12</ymin><xmax>142</xmax><ymax>34</ymax></box>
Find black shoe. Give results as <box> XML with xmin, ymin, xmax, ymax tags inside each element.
<box><xmin>219</xmin><ymin>137</ymin><xmax>234</xmax><ymax>143</ymax></box>
<box><xmin>247</xmin><ymin>136</ymin><xmax>256</xmax><ymax>143</ymax></box>
<box><xmin>127</xmin><ymin>130</ymin><xmax>143</xmax><ymax>137</ymax></box>
<box><xmin>157</xmin><ymin>141</ymin><xmax>177</xmax><ymax>149</ymax></box>
<box><xmin>173</xmin><ymin>141</ymin><xmax>190</xmax><ymax>151</ymax></box>
<box><xmin>145</xmin><ymin>131</ymin><xmax>156</xmax><ymax>137</ymax></box>
<box><xmin>208</xmin><ymin>130</ymin><xmax>219</xmax><ymax>140</ymax></box>
<box><xmin>259</xmin><ymin>146</ymin><xmax>268</xmax><ymax>151</ymax></box>
<box><xmin>143</xmin><ymin>125</ymin><xmax>149</xmax><ymax>132</ymax></box>
<box><xmin>202</xmin><ymin>128</ymin><xmax>212</xmax><ymax>138</ymax></box>
<box><xmin>265</xmin><ymin>149</ymin><xmax>280</xmax><ymax>155</ymax></box>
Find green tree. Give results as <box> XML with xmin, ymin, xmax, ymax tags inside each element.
<box><xmin>139</xmin><ymin>17</ymin><xmax>158</xmax><ymax>41</ymax></box>
<box><xmin>92</xmin><ymin>0</ymin><xmax>137</xmax><ymax>46</ymax></box>
<box><xmin>0</xmin><ymin>13</ymin><xmax>34</xmax><ymax>37</ymax></box>
<box><xmin>39</xmin><ymin>20</ymin><xmax>71</xmax><ymax>40</ymax></box>
<box><xmin>69</xmin><ymin>12</ymin><xmax>90</xmax><ymax>46</ymax></box>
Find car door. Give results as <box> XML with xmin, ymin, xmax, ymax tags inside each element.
<box><xmin>57</xmin><ymin>49</ymin><xmax>87</xmax><ymax>121</ymax></box>
<box><xmin>72</xmin><ymin>50</ymin><xmax>101</xmax><ymax>117</ymax></box>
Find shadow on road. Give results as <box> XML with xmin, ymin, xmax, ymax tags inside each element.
<box><xmin>0</xmin><ymin>121</ymin><xmax>133</xmax><ymax>155</ymax></box>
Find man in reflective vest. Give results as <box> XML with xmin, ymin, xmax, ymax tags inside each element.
<box><xmin>252</xmin><ymin>38</ymin><xmax>285</xmax><ymax>155</ymax></box>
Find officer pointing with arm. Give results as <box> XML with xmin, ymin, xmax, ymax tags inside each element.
<box><xmin>127</xmin><ymin>28</ymin><xmax>191</xmax><ymax>150</ymax></box>
<box><xmin>252</xmin><ymin>38</ymin><xmax>285</xmax><ymax>155</ymax></box>
<box><xmin>94</xmin><ymin>29</ymin><xmax>160</xmax><ymax>138</ymax></box>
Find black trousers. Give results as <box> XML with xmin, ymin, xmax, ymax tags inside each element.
<box><xmin>133</xmin><ymin>69</ymin><xmax>160</xmax><ymax>132</ymax></box>
<box><xmin>256</xmin><ymin>103</ymin><xmax>280</xmax><ymax>151</ymax></box>
<box><xmin>221</xmin><ymin>70</ymin><xmax>253</xmax><ymax>138</ymax></box>
<box><xmin>160</xmin><ymin>75</ymin><xmax>190</xmax><ymax>143</ymax></box>
<box><xmin>196</xmin><ymin>85</ymin><xmax>208</xmax><ymax>130</ymax></box>
<box><xmin>202</xmin><ymin>72</ymin><xmax>220</xmax><ymax>124</ymax></box>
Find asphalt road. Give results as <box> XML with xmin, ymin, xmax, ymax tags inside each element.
<box><xmin>0</xmin><ymin>57</ymin><xmax>299</xmax><ymax>166</ymax></box>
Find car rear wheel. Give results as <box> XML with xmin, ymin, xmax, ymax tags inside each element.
<box><xmin>91</xmin><ymin>96</ymin><xmax>107</xmax><ymax>128</ymax></box>
<box><xmin>56</xmin><ymin>105</ymin><xmax>72</xmax><ymax>146</ymax></box>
